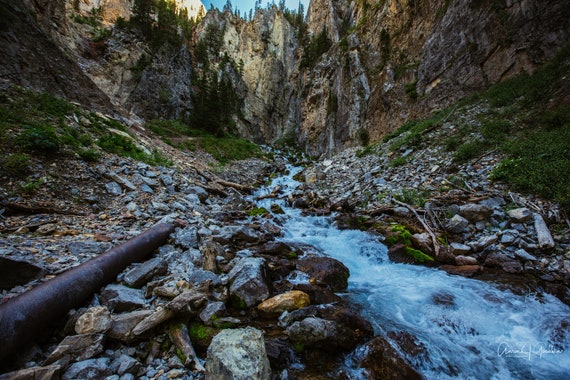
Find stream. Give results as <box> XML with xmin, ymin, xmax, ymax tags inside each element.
<box><xmin>253</xmin><ymin>163</ymin><xmax>570</xmax><ymax>379</ymax></box>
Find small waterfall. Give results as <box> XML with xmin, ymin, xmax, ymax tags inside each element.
<box><xmin>253</xmin><ymin>164</ymin><xmax>570</xmax><ymax>379</ymax></box>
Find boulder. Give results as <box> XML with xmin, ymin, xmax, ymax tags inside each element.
<box><xmin>122</xmin><ymin>257</ymin><xmax>167</xmax><ymax>288</ymax></box>
<box><xmin>358</xmin><ymin>336</ymin><xmax>423</xmax><ymax>380</ymax></box>
<box><xmin>507</xmin><ymin>207</ymin><xmax>532</xmax><ymax>222</ymax></box>
<box><xmin>228</xmin><ymin>257</ymin><xmax>270</xmax><ymax>308</ymax></box>
<box><xmin>440</xmin><ymin>265</ymin><xmax>482</xmax><ymax>277</ymax></box>
<box><xmin>286</xmin><ymin>317</ymin><xmax>337</xmax><ymax>347</ymax></box>
<box><xmin>108</xmin><ymin>310</ymin><xmax>154</xmax><ymax>343</ymax></box>
<box><xmin>446</xmin><ymin>214</ymin><xmax>469</xmax><ymax>233</ymax></box>
<box><xmin>205</xmin><ymin>327</ymin><xmax>271</xmax><ymax>380</ymax></box>
<box><xmin>75</xmin><ymin>306</ymin><xmax>112</xmax><ymax>334</ymax></box>
<box><xmin>45</xmin><ymin>334</ymin><xmax>104</xmax><ymax>365</ymax></box>
<box><xmin>257</xmin><ymin>290</ymin><xmax>311</xmax><ymax>317</ymax></box>
<box><xmin>175</xmin><ymin>226</ymin><xmax>200</xmax><ymax>249</ymax></box>
<box><xmin>296</xmin><ymin>256</ymin><xmax>350</xmax><ymax>291</ymax></box>
<box><xmin>61</xmin><ymin>357</ymin><xmax>111</xmax><ymax>380</ymax></box>
<box><xmin>213</xmin><ymin>225</ymin><xmax>261</xmax><ymax>246</ymax></box>
<box><xmin>0</xmin><ymin>365</ymin><xmax>61</xmax><ymax>380</ymax></box>
<box><xmin>281</xmin><ymin>304</ymin><xmax>373</xmax><ymax>351</ymax></box>
<box><xmin>0</xmin><ymin>256</ymin><xmax>45</xmax><ymax>290</ymax></box>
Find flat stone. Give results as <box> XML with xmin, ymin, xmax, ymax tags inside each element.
<box><xmin>450</xmin><ymin>242</ymin><xmax>471</xmax><ymax>255</ymax></box>
<box><xmin>439</xmin><ymin>265</ymin><xmax>481</xmax><ymax>277</ymax></box>
<box><xmin>507</xmin><ymin>207</ymin><xmax>532</xmax><ymax>222</ymax></box>
<box><xmin>105</xmin><ymin>181</ymin><xmax>123</xmax><ymax>195</ymax></box>
<box><xmin>100</xmin><ymin>284</ymin><xmax>147</xmax><ymax>312</ymax></box>
<box><xmin>46</xmin><ymin>334</ymin><xmax>104</xmax><ymax>365</ymax></box>
<box><xmin>123</xmin><ymin>257</ymin><xmax>167</xmax><ymax>288</ymax></box>
<box><xmin>459</xmin><ymin>204</ymin><xmax>492</xmax><ymax>222</ymax></box>
<box><xmin>514</xmin><ymin>249</ymin><xmax>537</xmax><ymax>262</ymax></box>
<box><xmin>455</xmin><ymin>255</ymin><xmax>478</xmax><ymax>266</ymax></box>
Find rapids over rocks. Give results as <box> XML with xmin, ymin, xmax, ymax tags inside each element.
<box><xmin>254</xmin><ymin>163</ymin><xmax>570</xmax><ymax>380</ymax></box>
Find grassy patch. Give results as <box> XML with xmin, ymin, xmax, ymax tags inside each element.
<box><xmin>1</xmin><ymin>153</ymin><xmax>32</xmax><ymax>177</ymax></box>
<box><xmin>393</xmin><ymin>188</ymin><xmax>427</xmax><ymax>207</ymax></box>
<box><xmin>194</xmin><ymin>135</ymin><xmax>264</xmax><ymax>165</ymax></box>
<box><xmin>97</xmin><ymin>133</ymin><xmax>172</xmax><ymax>166</ymax></box>
<box><xmin>491</xmin><ymin>126</ymin><xmax>570</xmax><ymax>209</ymax></box>
<box><xmin>383</xmin><ymin>108</ymin><xmax>451</xmax><ymax>150</ymax></box>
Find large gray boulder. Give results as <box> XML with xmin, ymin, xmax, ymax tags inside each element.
<box><xmin>228</xmin><ymin>257</ymin><xmax>269</xmax><ymax>308</ymax></box>
<box><xmin>205</xmin><ymin>327</ymin><xmax>271</xmax><ymax>380</ymax></box>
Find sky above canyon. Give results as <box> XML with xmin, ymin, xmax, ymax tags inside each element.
<box><xmin>202</xmin><ymin>0</ymin><xmax>309</xmax><ymax>14</ymax></box>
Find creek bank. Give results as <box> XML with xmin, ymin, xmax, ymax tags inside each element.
<box><xmin>1</xmin><ymin>146</ymin><xmax>407</xmax><ymax>379</ymax></box>
<box><xmin>294</xmin><ymin>145</ymin><xmax>570</xmax><ymax>305</ymax></box>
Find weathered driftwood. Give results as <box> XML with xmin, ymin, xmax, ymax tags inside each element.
<box><xmin>0</xmin><ymin>200</ymin><xmax>80</xmax><ymax>216</ymax></box>
<box><xmin>215</xmin><ymin>179</ymin><xmax>254</xmax><ymax>193</ymax></box>
<box><xmin>533</xmin><ymin>213</ymin><xmax>555</xmax><ymax>250</ymax></box>
<box><xmin>169</xmin><ymin>323</ymin><xmax>205</xmax><ymax>372</ymax></box>
<box><xmin>132</xmin><ymin>308</ymin><xmax>176</xmax><ymax>336</ymax></box>
<box><xmin>132</xmin><ymin>290</ymin><xmax>207</xmax><ymax>336</ymax></box>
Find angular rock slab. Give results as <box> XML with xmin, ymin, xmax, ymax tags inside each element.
<box><xmin>228</xmin><ymin>257</ymin><xmax>269</xmax><ymax>308</ymax></box>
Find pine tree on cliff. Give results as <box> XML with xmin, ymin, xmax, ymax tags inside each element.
<box><xmin>132</xmin><ymin>0</ymin><xmax>154</xmax><ymax>38</ymax></box>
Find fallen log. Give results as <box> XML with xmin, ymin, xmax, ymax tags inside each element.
<box><xmin>0</xmin><ymin>222</ymin><xmax>175</xmax><ymax>367</ymax></box>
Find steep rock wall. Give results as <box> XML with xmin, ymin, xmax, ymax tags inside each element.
<box><xmin>300</xmin><ymin>0</ymin><xmax>570</xmax><ymax>155</ymax></box>
<box><xmin>0</xmin><ymin>0</ymin><xmax>113</xmax><ymax>111</ymax></box>
<box><xmin>196</xmin><ymin>8</ymin><xmax>301</xmax><ymax>143</ymax></box>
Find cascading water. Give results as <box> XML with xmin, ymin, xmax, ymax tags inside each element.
<box><xmin>254</xmin><ymin>163</ymin><xmax>570</xmax><ymax>379</ymax></box>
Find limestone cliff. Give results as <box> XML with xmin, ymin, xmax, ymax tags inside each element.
<box><xmin>1</xmin><ymin>0</ymin><xmax>568</xmax><ymax>154</ymax></box>
<box><xmin>300</xmin><ymin>0</ymin><xmax>570</xmax><ymax>154</ymax></box>
<box><xmin>195</xmin><ymin>7</ymin><xmax>301</xmax><ymax>143</ymax></box>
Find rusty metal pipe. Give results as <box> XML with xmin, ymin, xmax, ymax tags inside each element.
<box><xmin>0</xmin><ymin>222</ymin><xmax>175</xmax><ymax>366</ymax></box>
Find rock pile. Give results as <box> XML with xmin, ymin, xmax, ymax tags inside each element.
<box><xmin>0</xmin><ymin>150</ymin><xmax>387</xmax><ymax>379</ymax></box>
<box><xmin>296</xmin><ymin>133</ymin><xmax>570</xmax><ymax>305</ymax></box>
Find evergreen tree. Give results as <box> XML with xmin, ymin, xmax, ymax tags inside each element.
<box><xmin>132</xmin><ymin>0</ymin><xmax>154</xmax><ymax>38</ymax></box>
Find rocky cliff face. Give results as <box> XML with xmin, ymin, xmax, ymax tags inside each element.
<box><xmin>195</xmin><ymin>8</ymin><xmax>301</xmax><ymax>143</ymax></box>
<box><xmin>1</xmin><ymin>0</ymin><xmax>567</xmax><ymax>153</ymax></box>
<box><xmin>299</xmin><ymin>0</ymin><xmax>570</xmax><ymax>155</ymax></box>
<box><xmin>0</xmin><ymin>0</ymin><xmax>113</xmax><ymax>112</ymax></box>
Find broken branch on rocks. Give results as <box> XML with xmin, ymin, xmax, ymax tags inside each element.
<box><xmin>393</xmin><ymin>199</ymin><xmax>441</xmax><ymax>257</ymax></box>
<box><xmin>169</xmin><ymin>323</ymin><xmax>205</xmax><ymax>372</ymax></box>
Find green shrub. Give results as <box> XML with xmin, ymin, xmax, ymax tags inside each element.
<box><xmin>453</xmin><ymin>141</ymin><xmax>485</xmax><ymax>162</ymax></box>
<box><xmin>390</xmin><ymin>156</ymin><xmax>408</xmax><ymax>167</ymax></box>
<box><xmin>197</xmin><ymin>135</ymin><xmax>264</xmax><ymax>165</ymax></box>
<box><xmin>491</xmin><ymin>127</ymin><xmax>570</xmax><ymax>210</ymax></box>
<box><xmin>16</xmin><ymin>124</ymin><xmax>60</xmax><ymax>153</ymax></box>
<box><xmin>18</xmin><ymin>178</ymin><xmax>43</xmax><ymax>194</ymax></box>
<box><xmin>97</xmin><ymin>133</ymin><xmax>171</xmax><ymax>166</ymax></box>
<box><xmin>480</xmin><ymin>118</ymin><xmax>511</xmax><ymax>143</ymax></box>
<box><xmin>405</xmin><ymin>80</ymin><xmax>418</xmax><ymax>99</ymax></box>
<box><xmin>1</xmin><ymin>153</ymin><xmax>31</xmax><ymax>176</ymax></box>
<box><xmin>78</xmin><ymin>148</ymin><xmax>101</xmax><ymax>162</ymax></box>
<box><xmin>405</xmin><ymin>247</ymin><xmax>434</xmax><ymax>263</ymax></box>
<box><xmin>393</xmin><ymin>188</ymin><xmax>427</xmax><ymax>207</ymax></box>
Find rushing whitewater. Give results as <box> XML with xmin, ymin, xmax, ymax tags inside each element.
<box><xmin>254</xmin><ymin>164</ymin><xmax>570</xmax><ymax>379</ymax></box>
